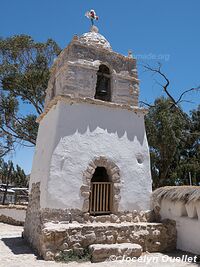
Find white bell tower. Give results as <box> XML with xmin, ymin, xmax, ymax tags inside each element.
<box><xmin>24</xmin><ymin>16</ymin><xmax>152</xmax><ymax>256</ymax></box>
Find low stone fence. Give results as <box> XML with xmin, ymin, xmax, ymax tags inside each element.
<box><xmin>0</xmin><ymin>204</ymin><xmax>27</xmax><ymax>226</ymax></box>
<box><xmin>153</xmin><ymin>186</ymin><xmax>200</xmax><ymax>255</ymax></box>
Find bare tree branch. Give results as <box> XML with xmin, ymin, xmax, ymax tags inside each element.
<box><xmin>176</xmin><ymin>86</ymin><xmax>200</xmax><ymax>104</ymax></box>
<box><xmin>142</xmin><ymin>63</ymin><xmax>200</xmax><ymax>115</ymax></box>
<box><xmin>139</xmin><ymin>101</ymin><xmax>155</xmax><ymax>108</ymax></box>
<box><xmin>143</xmin><ymin>63</ymin><xmax>177</xmax><ymax>106</ymax></box>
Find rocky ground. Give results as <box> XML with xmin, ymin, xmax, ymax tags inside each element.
<box><xmin>0</xmin><ymin>222</ymin><xmax>199</xmax><ymax>267</ymax></box>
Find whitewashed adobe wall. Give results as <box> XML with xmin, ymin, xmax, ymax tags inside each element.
<box><xmin>0</xmin><ymin>205</ymin><xmax>26</xmax><ymax>224</ymax></box>
<box><xmin>159</xmin><ymin>199</ymin><xmax>200</xmax><ymax>254</ymax></box>
<box><xmin>30</xmin><ymin>100</ymin><xmax>152</xmax><ymax>212</ymax></box>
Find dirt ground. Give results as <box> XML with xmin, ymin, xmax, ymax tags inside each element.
<box><xmin>0</xmin><ymin>222</ymin><xmax>199</xmax><ymax>267</ymax></box>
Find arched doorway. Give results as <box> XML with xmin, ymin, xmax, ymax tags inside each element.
<box><xmin>81</xmin><ymin>157</ymin><xmax>120</xmax><ymax>214</ymax></box>
<box><xmin>89</xmin><ymin>167</ymin><xmax>113</xmax><ymax>215</ymax></box>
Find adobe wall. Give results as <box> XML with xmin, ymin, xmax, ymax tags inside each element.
<box><xmin>153</xmin><ymin>186</ymin><xmax>200</xmax><ymax>254</ymax></box>
<box><xmin>30</xmin><ymin>100</ymin><xmax>152</xmax><ymax>212</ymax></box>
<box><xmin>0</xmin><ymin>204</ymin><xmax>26</xmax><ymax>225</ymax></box>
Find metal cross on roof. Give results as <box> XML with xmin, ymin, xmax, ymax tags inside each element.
<box><xmin>85</xmin><ymin>9</ymin><xmax>99</xmax><ymax>26</ymax></box>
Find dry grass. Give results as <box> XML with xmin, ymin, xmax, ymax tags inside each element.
<box><xmin>153</xmin><ymin>186</ymin><xmax>200</xmax><ymax>204</ymax></box>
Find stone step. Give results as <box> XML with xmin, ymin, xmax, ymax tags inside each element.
<box><xmin>89</xmin><ymin>243</ymin><xmax>143</xmax><ymax>262</ymax></box>
<box><xmin>40</xmin><ymin>220</ymin><xmax>176</xmax><ymax>260</ymax></box>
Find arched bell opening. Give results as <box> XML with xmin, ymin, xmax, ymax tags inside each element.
<box><xmin>89</xmin><ymin>167</ymin><xmax>113</xmax><ymax>215</ymax></box>
<box><xmin>94</xmin><ymin>64</ymin><xmax>111</xmax><ymax>102</ymax></box>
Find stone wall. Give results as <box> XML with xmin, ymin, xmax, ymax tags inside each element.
<box><xmin>40</xmin><ymin>220</ymin><xmax>176</xmax><ymax>260</ymax></box>
<box><xmin>40</xmin><ymin>208</ymin><xmax>154</xmax><ymax>224</ymax></box>
<box><xmin>24</xmin><ymin>182</ymin><xmax>176</xmax><ymax>261</ymax></box>
<box><xmin>24</xmin><ymin>182</ymin><xmax>42</xmax><ymax>250</ymax></box>
<box><xmin>0</xmin><ymin>204</ymin><xmax>26</xmax><ymax>226</ymax></box>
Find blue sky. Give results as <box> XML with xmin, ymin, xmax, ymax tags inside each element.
<box><xmin>1</xmin><ymin>0</ymin><xmax>200</xmax><ymax>174</ymax></box>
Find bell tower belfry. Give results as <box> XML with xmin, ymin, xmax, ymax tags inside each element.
<box><xmin>44</xmin><ymin>24</ymin><xmax>140</xmax><ymax>110</ymax></box>
<box><xmin>24</xmin><ymin>13</ymin><xmax>152</xmax><ymax>259</ymax></box>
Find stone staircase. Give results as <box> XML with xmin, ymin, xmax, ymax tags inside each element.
<box><xmin>39</xmin><ymin>220</ymin><xmax>176</xmax><ymax>261</ymax></box>
<box><xmin>89</xmin><ymin>243</ymin><xmax>143</xmax><ymax>262</ymax></box>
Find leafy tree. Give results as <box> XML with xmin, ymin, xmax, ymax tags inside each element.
<box><xmin>0</xmin><ymin>159</ymin><xmax>28</xmax><ymax>204</ymax></box>
<box><xmin>142</xmin><ymin>63</ymin><xmax>200</xmax><ymax>188</ymax></box>
<box><xmin>190</xmin><ymin>105</ymin><xmax>200</xmax><ymax>184</ymax></box>
<box><xmin>0</xmin><ymin>35</ymin><xmax>61</xmax><ymax>156</ymax></box>
<box><xmin>145</xmin><ymin>97</ymin><xmax>188</xmax><ymax>188</ymax></box>
<box><xmin>14</xmin><ymin>164</ymin><xmax>28</xmax><ymax>187</ymax></box>
<box><xmin>146</xmin><ymin>99</ymin><xmax>200</xmax><ymax>188</ymax></box>
<box><xmin>0</xmin><ymin>160</ymin><xmax>14</xmax><ymax>204</ymax></box>
<box><xmin>172</xmin><ymin>105</ymin><xmax>200</xmax><ymax>185</ymax></box>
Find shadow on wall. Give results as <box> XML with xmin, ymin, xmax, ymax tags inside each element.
<box><xmin>55</xmin><ymin>102</ymin><xmax>145</xmax><ymax>145</ymax></box>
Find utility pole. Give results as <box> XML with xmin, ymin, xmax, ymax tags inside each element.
<box><xmin>189</xmin><ymin>172</ymin><xmax>192</xmax><ymax>186</ymax></box>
